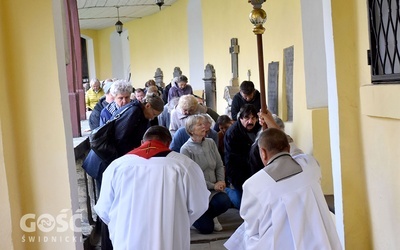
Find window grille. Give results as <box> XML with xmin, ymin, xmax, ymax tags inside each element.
<box><xmin>368</xmin><ymin>0</ymin><xmax>400</xmax><ymax>83</ymax></box>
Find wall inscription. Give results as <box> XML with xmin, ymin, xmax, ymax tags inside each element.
<box><xmin>268</xmin><ymin>61</ymin><xmax>279</xmax><ymax>115</ymax></box>
<box><xmin>284</xmin><ymin>46</ymin><xmax>294</xmax><ymax>121</ymax></box>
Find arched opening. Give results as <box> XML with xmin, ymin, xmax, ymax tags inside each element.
<box><xmin>80</xmin><ymin>35</ymin><xmax>96</xmax><ymax>82</ymax></box>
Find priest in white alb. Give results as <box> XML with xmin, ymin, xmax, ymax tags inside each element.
<box><xmin>95</xmin><ymin>126</ymin><xmax>210</xmax><ymax>250</ymax></box>
<box><xmin>224</xmin><ymin>128</ymin><xmax>342</xmax><ymax>250</ymax></box>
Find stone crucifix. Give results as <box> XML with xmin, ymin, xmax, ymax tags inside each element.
<box><xmin>223</xmin><ymin>38</ymin><xmax>241</xmax><ymax>117</ymax></box>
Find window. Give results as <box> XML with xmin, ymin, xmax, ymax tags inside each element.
<box><xmin>368</xmin><ymin>0</ymin><xmax>400</xmax><ymax>83</ymax></box>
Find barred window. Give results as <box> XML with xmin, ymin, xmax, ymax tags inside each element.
<box><xmin>368</xmin><ymin>0</ymin><xmax>400</xmax><ymax>83</ymax></box>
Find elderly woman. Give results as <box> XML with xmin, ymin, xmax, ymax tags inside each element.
<box><xmin>85</xmin><ymin>78</ymin><xmax>105</xmax><ymax>111</ymax></box>
<box><xmin>169</xmin><ymin>94</ymin><xmax>207</xmax><ymax>136</ymax></box>
<box><xmin>180</xmin><ymin>114</ymin><xmax>232</xmax><ymax>234</ymax></box>
<box><xmin>170</xmin><ymin>113</ymin><xmax>218</xmax><ymax>153</ymax></box>
<box><xmin>167</xmin><ymin>75</ymin><xmax>193</xmax><ymax>102</ymax></box>
<box><xmin>100</xmin><ymin>79</ymin><xmax>133</xmax><ymax>126</ymax></box>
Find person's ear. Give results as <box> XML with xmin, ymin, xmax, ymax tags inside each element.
<box><xmin>260</xmin><ymin>147</ymin><xmax>268</xmax><ymax>163</ymax></box>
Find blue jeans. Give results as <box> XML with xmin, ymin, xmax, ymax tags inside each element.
<box><xmin>193</xmin><ymin>192</ymin><xmax>231</xmax><ymax>234</ymax></box>
<box><xmin>225</xmin><ymin>186</ymin><xmax>242</xmax><ymax>209</ymax></box>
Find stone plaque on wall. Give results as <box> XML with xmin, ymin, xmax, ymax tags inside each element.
<box><xmin>268</xmin><ymin>61</ymin><xmax>279</xmax><ymax>115</ymax></box>
<box><xmin>284</xmin><ymin>46</ymin><xmax>294</xmax><ymax>121</ymax></box>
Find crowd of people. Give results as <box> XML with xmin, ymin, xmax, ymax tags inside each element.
<box><xmin>82</xmin><ymin>77</ymin><xmax>341</xmax><ymax>250</ymax></box>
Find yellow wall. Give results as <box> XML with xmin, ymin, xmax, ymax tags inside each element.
<box><xmin>127</xmin><ymin>0</ymin><xmax>190</xmax><ymax>87</ymax></box>
<box><xmin>331</xmin><ymin>0</ymin><xmax>372</xmax><ymax>248</ymax></box>
<box><xmin>312</xmin><ymin>109</ymin><xmax>333</xmax><ymax>194</ymax></box>
<box><xmin>1</xmin><ymin>0</ymin><xmax>80</xmax><ymax>249</ymax></box>
<box><xmin>0</xmin><ymin>2</ymin><xmax>14</xmax><ymax>249</ymax></box>
<box><xmin>359</xmin><ymin>72</ymin><xmax>400</xmax><ymax>248</ymax></box>
<box><xmin>359</xmin><ymin>100</ymin><xmax>400</xmax><ymax>248</ymax></box>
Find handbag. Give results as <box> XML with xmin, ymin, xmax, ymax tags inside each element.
<box><xmin>89</xmin><ymin>104</ymin><xmax>133</xmax><ymax>162</ymax></box>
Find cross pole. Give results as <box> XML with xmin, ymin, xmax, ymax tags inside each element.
<box><xmin>248</xmin><ymin>0</ymin><xmax>268</xmax><ymax>128</ymax></box>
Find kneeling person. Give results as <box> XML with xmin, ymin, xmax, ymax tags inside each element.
<box><xmin>225</xmin><ymin>128</ymin><xmax>341</xmax><ymax>250</ymax></box>
<box><xmin>95</xmin><ymin>126</ymin><xmax>210</xmax><ymax>250</ymax></box>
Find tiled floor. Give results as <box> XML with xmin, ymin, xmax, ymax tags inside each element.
<box><xmin>190</xmin><ymin>208</ymin><xmax>242</xmax><ymax>249</ymax></box>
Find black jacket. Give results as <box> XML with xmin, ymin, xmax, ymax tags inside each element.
<box><xmin>224</xmin><ymin>120</ymin><xmax>261</xmax><ymax>190</ymax></box>
<box><xmin>248</xmin><ymin>139</ymin><xmax>265</xmax><ymax>176</ymax></box>
<box><xmin>112</xmin><ymin>100</ymin><xmax>150</xmax><ymax>156</ymax></box>
<box><xmin>82</xmin><ymin>101</ymin><xmax>150</xmax><ymax>183</ymax></box>
<box><xmin>230</xmin><ymin>90</ymin><xmax>261</xmax><ymax>121</ymax></box>
<box><xmin>162</xmin><ymin>83</ymin><xmax>171</xmax><ymax>104</ymax></box>
<box><xmin>89</xmin><ymin>96</ymin><xmax>108</xmax><ymax>130</ymax></box>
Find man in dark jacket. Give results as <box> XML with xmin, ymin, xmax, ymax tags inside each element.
<box><xmin>230</xmin><ymin>81</ymin><xmax>261</xmax><ymax>121</ymax></box>
<box><xmin>83</xmin><ymin>95</ymin><xmax>164</xmax><ymax>186</ymax></box>
<box><xmin>224</xmin><ymin>104</ymin><xmax>261</xmax><ymax>209</ymax></box>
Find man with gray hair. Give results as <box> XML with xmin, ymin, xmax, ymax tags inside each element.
<box><xmin>225</xmin><ymin>128</ymin><xmax>341</xmax><ymax>250</ymax></box>
<box><xmin>248</xmin><ymin>111</ymin><xmax>303</xmax><ymax>176</ymax></box>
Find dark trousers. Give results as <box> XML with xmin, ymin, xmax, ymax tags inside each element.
<box><xmin>193</xmin><ymin>192</ymin><xmax>232</xmax><ymax>234</ymax></box>
<box><xmin>101</xmin><ymin>219</ymin><xmax>113</xmax><ymax>250</ymax></box>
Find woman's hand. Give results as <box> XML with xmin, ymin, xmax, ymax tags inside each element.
<box><xmin>214</xmin><ymin>181</ymin><xmax>226</xmax><ymax>192</ymax></box>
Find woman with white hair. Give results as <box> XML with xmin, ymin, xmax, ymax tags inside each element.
<box><xmin>169</xmin><ymin>94</ymin><xmax>207</xmax><ymax>136</ymax></box>
<box><xmin>99</xmin><ymin>79</ymin><xmax>133</xmax><ymax>126</ymax></box>
<box><xmin>180</xmin><ymin>114</ymin><xmax>231</xmax><ymax>234</ymax></box>
<box><xmin>170</xmin><ymin>113</ymin><xmax>217</xmax><ymax>153</ymax></box>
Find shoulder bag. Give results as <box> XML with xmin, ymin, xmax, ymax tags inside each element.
<box><xmin>89</xmin><ymin>104</ymin><xmax>133</xmax><ymax>162</ymax></box>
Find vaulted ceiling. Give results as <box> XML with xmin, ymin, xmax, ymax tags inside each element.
<box><xmin>77</xmin><ymin>0</ymin><xmax>178</xmax><ymax>30</ymax></box>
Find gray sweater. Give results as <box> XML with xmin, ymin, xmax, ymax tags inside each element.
<box><xmin>180</xmin><ymin>138</ymin><xmax>225</xmax><ymax>190</ymax></box>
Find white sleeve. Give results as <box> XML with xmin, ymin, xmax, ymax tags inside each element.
<box><xmin>183</xmin><ymin>159</ymin><xmax>210</xmax><ymax>224</ymax></box>
<box><xmin>240</xmin><ymin>185</ymin><xmax>263</xmax><ymax>241</ymax></box>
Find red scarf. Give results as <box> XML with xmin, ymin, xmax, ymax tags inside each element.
<box><xmin>127</xmin><ymin>140</ymin><xmax>170</xmax><ymax>159</ymax></box>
